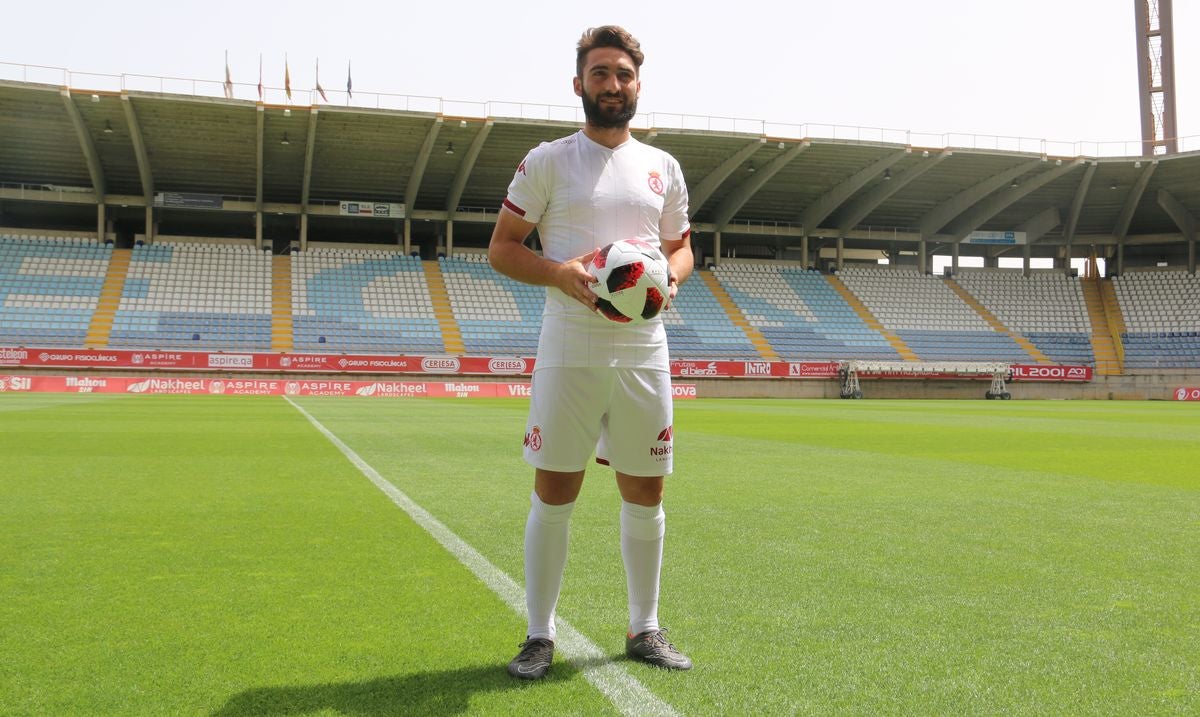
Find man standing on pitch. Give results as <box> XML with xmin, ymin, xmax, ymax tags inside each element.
<box><xmin>488</xmin><ymin>25</ymin><xmax>694</xmax><ymax>680</ymax></box>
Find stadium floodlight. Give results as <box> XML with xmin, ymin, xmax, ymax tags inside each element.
<box><xmin>280</xmin><ymin>132</ymin><xmax>290</xmax><ymax>146</ymax></box>
<box><xmin>445</xmin><ymin>142</ymin><xmax>455</xmax><ymax>155</ymax></box>
<box><xmin>103</xmin><ymin>120</ymin><xmax>114</xmax><ymax>135</ymax></box>
<box><xmin>883</xmin><ymin>168</ymin><xmax>891</xmax><ymax>180</ymax></box>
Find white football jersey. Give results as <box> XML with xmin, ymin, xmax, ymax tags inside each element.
<box><xmin>503</xmin><ymin>130</ymin><xmax>690</xmax><ymax>368</ymax></box>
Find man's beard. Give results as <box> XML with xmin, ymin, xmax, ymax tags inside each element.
<box><xmin>581</xmin><ymin>91</ymin><xmax>637</xmax><ymax>129</ymax></box>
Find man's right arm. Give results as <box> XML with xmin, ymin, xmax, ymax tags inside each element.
<box><xmin>488</xmin><ymin>207</ymin><xmax>598</xmax><ymax>310</ymax></box>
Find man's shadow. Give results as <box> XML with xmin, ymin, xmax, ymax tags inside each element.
<box><xmin>210</xmin><ymin>659</ymin><xmax>609</xmax><ymax>716</ymax></box>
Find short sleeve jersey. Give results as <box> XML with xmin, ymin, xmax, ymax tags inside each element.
<box><xmin>502</xmin><ymin>130</ymin><xmax>690</xmax><ymax>369</ymax></box>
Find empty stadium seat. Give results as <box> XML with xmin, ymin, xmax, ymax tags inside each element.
<box><xmin>291</xmin><ymin>247</ymin><xmax>442</xmax><ymax>353</ymax></box>
<box><xmin>109</xmin><ymin>242</ymin><xmax>272</xmax><ymax>351</ymax></box>
<box><xmin>1113</xmin><ymin>270</ymin><xmax>1200</xmax><ymax>369</ymax></box>
<box><xmin>0</xmin><ymin>234</ymin><xmax>110</xmax><ymax>347</ymax></box>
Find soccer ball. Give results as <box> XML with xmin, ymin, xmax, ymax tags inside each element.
<box><xmin>587</xmin><ymin>239</ymin><xmax>670</xmax><ymax>324</ymax></box>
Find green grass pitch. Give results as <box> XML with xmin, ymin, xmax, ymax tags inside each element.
<box><xmin>1</xmin><ymin>394</ymin><xmax>1197</xmax><ymax>715</ymax></box>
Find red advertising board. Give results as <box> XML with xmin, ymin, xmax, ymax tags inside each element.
<box><xmin>0</xmin><ymin>374</ymin><xmax>698</xmax><ymax>399</ymax></box>
<box><xmin>0</xmin><ymin>347</ymin><xmax>839</xmax><ymax>379</ymax></box>
<box><xmin>0</xmin><ymin>347</ymin><xmax>1094</xmax><ymax>383</ymax></box>
<box><xmin>0</xmin><ymin>348</ymin><xmax>535</xmax><ymax>375</ymax></box>
<box><xmin>1174</xmin><ymin>387</ymin><xmax>1200</xmax><ymax>401</ymax></box>
<box><xmin>1010</xmin><ymin>365</ymin><xmax>1093</xmax><ymax>382</ymax></box>
<box><xmin>670</xmin><ymin>360</ymin><xmax>840</xmax><ymax>378</ymax></box>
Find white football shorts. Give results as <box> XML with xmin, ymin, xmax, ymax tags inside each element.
<box><xmin>522</xmin><ymin>367</ymin><xmax>674</xmax><ymax>477</ymax></box>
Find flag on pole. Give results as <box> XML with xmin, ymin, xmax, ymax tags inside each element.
<box><xmin>284</xmin><ymin>54</ymin><xmax>292</xmax><ymax>101</ymax></box>
<box><xmin>346</xmin><ymin>60</ymin><xmax>353</xmax><ymax>100</ymax></box>
<box><xmin>257</xmin><ymin>54</ymin><xmax>263</xmax><ymax>101</ymax></box>
<box><xmin>315</xmin><ymin>58</ymin><xmax>328</xmax><ymax>103</ymax></box>
<box><xmin>223</xmin><ymin>51</ymin><xmax>234</xmax><ymax>99</ymax></box>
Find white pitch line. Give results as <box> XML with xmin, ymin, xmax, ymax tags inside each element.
<box><xmin>285</xmin><ymin>397</ymin><xmax>678</xmax><ymax>717</ymax></box>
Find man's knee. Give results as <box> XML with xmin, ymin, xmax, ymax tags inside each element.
<box><xmin>534</xmin><ymin>469</ymin><xmax>585</xmax><ymax>505</ymax></box>
<box><xmin>616</xmin><ymin>473</ymin><xmax>664</xmax><ymax>506</ymax></box>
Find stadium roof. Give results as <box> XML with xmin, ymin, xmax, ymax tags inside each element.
<box><xmin>2</xmin><ymin>79</ymin><xmax>1199</xmax><ymax>262</ymax></box>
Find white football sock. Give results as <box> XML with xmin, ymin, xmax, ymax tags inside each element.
<box><xmin>524</xmin><ymin>491</ymin><xmax>575</xmax><ymax>641</ymax></box>
<box><xmin>621</xmin><ymin>500</ymin><xmax>665</xmax><ymax>636</ymax></box>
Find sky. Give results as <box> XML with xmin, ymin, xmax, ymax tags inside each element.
<box><xmin>2</xmin><ymin>0</ymin><xmax>1196</xmax><ymax>151</ymax></box>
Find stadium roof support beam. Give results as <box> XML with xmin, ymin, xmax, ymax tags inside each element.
<box><xmin>688</xmin><ymin>138</ymin><xmax>764</xmax><ymax>218</ymax></box>
<box><xmin>1019</xmin><ymin>206</ymin><xmax>1062</xmax><ymax>243</ymax></box>
<box><xmin>710</xmin><ymin>142</ymin><xmax>810</xmax><ymax>232</ymax></box>
<box><xmin>121</xmin><ymin>93</ymin><xmax>155</xmax><ymax>241</ymax></box>
<box><xmin>918</xmin><ymin>159</ymin><xmax>1042</xmax><ymax>238</ymax></box>
<box><xmin>1062</xmin><ymin>161</ymin><xmax>1097</xmax><ymax>246</ymax></box>
<box><xmin>446</xmin><ymin>120</ymin><xmax>493</xmax><ymax>216</ymax></box>
<box><xmin>1057</xmin><ymin>160</ymin><xmax>1097</xmax><ymax>275</ymax></box>
<box><xmin>989</xmin><ymin>206</ymin><xmax>1063</xmax><ymax>256</ymax></box>
<box><xmin>255</xmin><ymin>105</ymin><xmax>264</xmax><ymax>249</ymax></box>
<box><xmin>60</xmin><ymin>89</ymin><xmax>108</xmax><ymax>240</ymax></box>
<box><xmin>299</xmin><ymin>109</ymin><xmax>319</xmax><ymax>251</ymax></box>
<box><xmin>60</xmin><ymin>90</ymin><xmax>106</xmax><ymax>201</ymax></box>
<box><xmin>802</xmin><ymin>150</ymin><xmax>908</xmax><ymax>234</ymax></box>
<box><xmin>836</xmin><ymin>151</ymin><xmax>950</xmax><ymax>237</ymax></box>
<box><xmin>405</xmin><ymin>117</ymin><xmax>443</xmax><ymax>215</ymax></box>
<box><xmin>1157</xmin><ymin>188</ymin><xmax>1197</xmax><ymax>273</ymax></box>
<box><xmin>942</xmin><ymin>160</ymin><xmax>1082</xmax><ymax>243</ymax></box>
<box><xmin>1113</xmin><ymin>160</ymin><xmax>1157</xmax><ymax>241</ymax></box>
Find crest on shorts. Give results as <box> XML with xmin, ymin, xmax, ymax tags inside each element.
<box><xmin>647</xmin><ymin>171</ymin><xmax>664</xmax><ymax>196</ymax></box>
<box><xmin>524</xmin><ymin>425</ymin><xmax>543</xmax><ymax>451</ymax></box>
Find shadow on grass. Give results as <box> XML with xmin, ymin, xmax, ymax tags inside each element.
<box><xmin>211</xmin><ymin>659</ymin><xmax>608</xmax><ymax>716</ymax></box>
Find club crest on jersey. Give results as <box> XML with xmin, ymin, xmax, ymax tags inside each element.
<box><xmin>524</xmin><ymin>425</ymin><xmax>542</xmax><ymax>451</ymax></box>
<box><xmin>647</xmin><ymin>171</ymin><xmax>664</xmax><ymax>196</ymax></box>
<box><xmin>517</xmin><ymin>159</ymin><xmax>527</xmax><ymax>176</ymax></box>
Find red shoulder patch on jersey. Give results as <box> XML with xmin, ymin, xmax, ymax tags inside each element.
<box><xmin>517</xmin><ymin>159</ymin><xmax>527</xmax><ymax>176</ymax></box>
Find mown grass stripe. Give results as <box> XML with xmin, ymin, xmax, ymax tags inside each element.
<box><xmin>285</xmin><ymin>396</ymin><xmax>678</xmax><ymax>717</ymax></box>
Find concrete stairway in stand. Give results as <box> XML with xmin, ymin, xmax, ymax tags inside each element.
<box><xmin>84</xmin><ymin>248</ymin><xmax>130</xmax><ymax>348</ymax></box>
<box><xmin>700</xmin><ymin>270</ymin><xmax>778</xmax><ymax>360</ymax></box>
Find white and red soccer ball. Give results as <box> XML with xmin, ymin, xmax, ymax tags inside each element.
<box><xmin>587</xmin><ymin>239</ymin><xmax>670</xmax><ymax>324</ymax></box>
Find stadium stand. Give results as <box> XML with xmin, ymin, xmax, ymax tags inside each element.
<box><xmin>837</xmin><ymin>265</ymin><xmax>1029</xmax><ymax>362</ymax></box>
<box><xmin>5</xmin><ymin>231</ymin><xmax>1198</xmax><ymax>374</ymax></box>
<box><xmin>291</xmin><ymin>248</ymin><xmax>443</xmax><ymax>353</ymax></box>
<box><xmin>441</xmin><ymin>253</ymin><xmax>542</xmax><ymax>356</ymax></box>
<box><xmin>953</xmin><ymin>269</ymin><xmax>1095</xmax><ymax>365</ymax></box>
<box><xmin>0</xmin><ymin>234</ymin><xmax>110</xmax><ymax>347</ymax></box>
<box><xmin>108</xmin><ymin>242</ymin><xmax>272</xmax><ymax>350</ymax></box>
<box><xmin>713</xmin><ymin>263</ymin><xmax>897</xmax><ymax>360</ymax></box>
<box><xmin>1112</xmin><ymin>270</ymin><xmax>1200</xmax><ymax>369</ymax></box>
<box><xmin>664</xmin><ymin>269</ymin><xmax>761</xmax><ymax>359</ymax></box>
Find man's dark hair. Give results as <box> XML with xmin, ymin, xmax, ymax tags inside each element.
<box><xmin>576</xmin><ymin>25</ymin><xmax>644</xmax><ymax>78</ymax></box>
